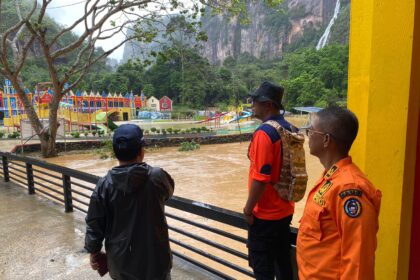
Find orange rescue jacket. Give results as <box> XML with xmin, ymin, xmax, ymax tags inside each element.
<box><xmin>297</xmin><ymin>157</ymin><xmax>382</xmax><ymax>280</ymax></box>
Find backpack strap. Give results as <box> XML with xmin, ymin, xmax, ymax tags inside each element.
<box><xmin>264</xmin><ymin>120</ymin><xmax>285</xmax><ymax>135</ymax></box>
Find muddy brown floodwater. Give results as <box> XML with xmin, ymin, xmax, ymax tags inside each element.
<box><xmin>42</xmin><ymin>140</ymin><xmax>324</xmax><ymax>279</ymax></box>
<box><xmin>46</xmin><ymin>141</ymin><xmax>323</xmax><ymax>228</ymax></box>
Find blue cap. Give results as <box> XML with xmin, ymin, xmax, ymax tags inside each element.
<box><xmin>112</xmin><ymin>124</ymin><xmax>145</xmax><ymax>150</ymax></box>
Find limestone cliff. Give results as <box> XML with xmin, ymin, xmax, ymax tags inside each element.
<box><xmin>201</xmin><ymin>0</ymin><xmax>337</xmax><ymax>64</ymax></box>
<box><xmin>122</xmin><ymin>0</ymin><xmax>348</xmax><ymax>65</ymax></box>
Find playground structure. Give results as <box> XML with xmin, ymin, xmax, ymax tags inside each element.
<box><xmin>0</xmin><ymin>81</ymin><xmax>149</xmax><ymax>132</ymax></box>
<box><xmin>199</xmin><ymin>104</ymin><xmax>253</xmax><ymax>127</ymax></box>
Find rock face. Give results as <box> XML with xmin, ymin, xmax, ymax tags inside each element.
<box><xmin>121</xmin><ymin>0</ymin><xmax>344</xmax><ymax>65</ymax></box>
<box><xmin>201</xmin><ymin>0</ymin><xmax>337</xmax><ymax>65</ymax></box>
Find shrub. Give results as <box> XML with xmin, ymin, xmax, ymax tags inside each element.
<box><xmin>84</xmin><ymin>131</ymin><xmax>89</xmax><ymax>137</ymax></box>
<box><xmin>166</xmin><ymin>128</ymin><xmax>173</xmax><ymax>134</ymax></box>
<box><xmin>0</xmin><ymin>131</ymin><xmax>5</xmax><ymax>138</ymax></box>
<box><xmin>92</xmin><ymin>130</ymin><xmax>97</xmax><ymax>136</ymax></box>
<box><xmin>178</xmin><ymin>140</ymin><xmax>200</xmax><ymax>152</ymax></box>
<box><xmin>150</xmin><ymin>127</ymin><xmax>157</xmax><ymax>133</ymax></box>
<box><xmin>73</xmin><ymin>132</ymin><xmax>80</xmax><ymax>138</ymax></box>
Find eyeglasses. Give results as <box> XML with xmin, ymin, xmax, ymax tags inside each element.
<box><xmin>305</xmin><ymin>128</ymin><xmax>328</xmax><ymax>137</ymax></box>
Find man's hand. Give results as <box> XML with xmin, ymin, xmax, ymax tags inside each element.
<box><xmin>90</xmin><ymin>251</ymin><xmax>108</xmax><ymax>277</ymax></box>
<box><xmin>243</xmin><ymin>208</ymin><xmax>254</xmax><ymax>225</ymax></box>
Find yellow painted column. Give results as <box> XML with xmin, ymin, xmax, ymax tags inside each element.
<box><xmin>348</xmin><ymin>0</ymin><xmax>420</xmax><ymax>279</ymax></box>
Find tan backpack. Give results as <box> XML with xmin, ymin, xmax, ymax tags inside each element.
<box><xmin>265</xmin><ymin>120</ymin><xmax>308</xmax><ymax>202</ymax></box>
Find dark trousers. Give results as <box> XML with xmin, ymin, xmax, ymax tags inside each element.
<box><xmin>247</xmin><ymin>215</ymin><xmax>293</xmax><ymax>280</ymax></box>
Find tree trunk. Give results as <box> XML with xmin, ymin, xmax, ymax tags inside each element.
<box><xmin>40</xmin><ymin>92</ymin><xmax>61</xmax><ymax>158</ymax></box>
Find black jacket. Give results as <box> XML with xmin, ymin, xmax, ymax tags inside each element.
<box><xmin>85</xmin><ymin>162</ymin><xmax>174</xmax><ymax>280</ymax></box>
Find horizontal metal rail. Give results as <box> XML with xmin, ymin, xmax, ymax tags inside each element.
<box><xmin>166</xmin><ymin>197</ymin><xmax>247</xmax><ymax>230</ymax></box>
<box><xmin>71</xmin><ymin>180</ymin><xmax>95</xmax><ymax>191</ymax></box>
<box><xmin>8</xmin><ymin>166</ymin><xmax>27</xmax><ymax>175</ymax></box>
<box><xmin>72</xmin><ymin>196</ymin><xmax>89</xmax><ymax>207</ymax></box>
<box><xmin>34</xmin><ymin>181</ymin><xmax>63</xmax><ymax>196</ymax></box>
<box><xmin>33</xmin><ymin>174</ymin><xmax>62</xmax><ymax>188</ymax></box>
<box><xmin>9</xmin><ymin>176</ymin><xmax>27</xmax><ymax>188</ymax></box>
<box><xmin>34</xmin><ymin>187</ymin><xmax>65</xmax><ymax>203</ymax></box>
<box><xmin>8</xmin><ymin>161</ymin><xmax>26</xmax><ymax>169</ymax></box>
<box><xmin>9</xmin><ymin>170</ymin><xmax>27</xmax><ymax>181</ymax></box>
<box><xmin>33</xmin><ymin>168</ymin><xmax>63</xmax><ymax>181</ymax></box>
<box><xmin>0</xmin><ymin>152</ymin><xmax>100</xmax><ymax>183</ymax></box>
<box><xmin>172</xmin><ymin>250</ymin><xmax>235</xmax><ymax>280</ymax></box>
<box><xmin>0</xmin><ymin>151</ymin><xmax>299</xmax><ymax>279</ymax></box>
<box><xmin>166</xmin><ymin>212</ymin><xmax>246</xmax><ymax>244</ymax></box>
<box><xmin>169</xmin><ymin>225</ymin><xmax>248</xmax><ymax>260</ymax></box>
<box><xmin>170</xmin><ymin>237</ymin><xmax>254</xmax><ymax>277</ymax></box>
<box><xmin>71</xmin><ymin>188</ymin><xmax>91</xmax><ymax>199</ymax></box>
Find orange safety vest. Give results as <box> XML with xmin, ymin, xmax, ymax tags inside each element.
<box><xmin>297</xmin><ymin>157</ymin><xmax>382</xmax><ymax>279</ymax></box>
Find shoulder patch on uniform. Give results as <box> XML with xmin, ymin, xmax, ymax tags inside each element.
<box><xmin>313</xmin><ymin>193</ymin><xmax>325</xmax><ymax>206</ymax></box>
<box><xmin>324</xmin><ymin>165</ymin><xmax>339</xmax><ymax>179</ymax></box>
<box><xmin>318</xmin><ymin>181</ymin><xmax>333</xmax><ymax>196</ymax></box>
<box><xmin>344</xmin><ymin>198</ymin><xmax>362</xmax><ymax>218</ymax></box>
<box><xmin>339</xmin><ymin>189</ymin><xmax>363</xmax><ymax>199</ymax></box>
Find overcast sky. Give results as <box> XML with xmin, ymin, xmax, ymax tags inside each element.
<box><xmin>47</xmin><ymin>0</ymin><xmax>124</xmax><ymax>60</ymax></box>
<box><xmin>46</xmin><ymin>1</ymin><xmax>125</xmax><ymax>61</ymax></box>
<box><xmin>45</xmin><ymin>0</ymin><xmax>197</xmax><ymax>62</ymax></box>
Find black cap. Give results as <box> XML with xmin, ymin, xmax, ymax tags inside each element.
<box><xmin>112</xmin><ymin>124</ymin><xmax>145</xmax><ymax>150</ymax></box>
<box><xmin>249</xmin><ymin>81</ymin><xmax>284</xmax><ymax>109</ymax></box>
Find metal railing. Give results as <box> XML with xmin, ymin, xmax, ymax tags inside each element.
<box><xmin>0</xmin><ymin>151</ymin><xmax>298</xmax><ymax>279</ymax></box>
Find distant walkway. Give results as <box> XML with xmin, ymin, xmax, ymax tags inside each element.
<box><xmin>0</xmin><ymin>181</ymin><xmax>217</xmax><ymax>280</ymax></box>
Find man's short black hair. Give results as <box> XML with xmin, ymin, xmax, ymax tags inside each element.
<box><xmin>316</xmin><ymin>106</ymin><xmax>359</xmax><ymax>154</ymax></box>
<box><xmin>112</xmin><ymin>124</ymin><xmax>145</xmax><ymax>161</ymax></box>
<box><xmin>113</xmin><ymin>145</ymin><xmax>142</xmax><ymax>162</ymax></box>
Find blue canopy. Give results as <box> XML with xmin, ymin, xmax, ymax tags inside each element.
<box><xmin>293</xmin><ymin>107</ymin><xmax>323</xmax><ymax>113</ymax></box>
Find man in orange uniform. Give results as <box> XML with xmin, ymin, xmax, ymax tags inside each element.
<box><xmin>297</xmin><ymin>107</ymin><xmax>382</xmax><ymax>279</ymax></box>
<box><xmin>244</xmin><ymin>82</ymin><xmax>296</xmax><ymax>280</ymax></box>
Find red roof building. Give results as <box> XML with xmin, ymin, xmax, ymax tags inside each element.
<box><xmin>159</xmin><ymin>96</ymin><xmax>172</xmax><ymax>112</ymax></box>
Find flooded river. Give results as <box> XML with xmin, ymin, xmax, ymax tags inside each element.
<box><xmin>46</xmin><ymin>141</ymin><xmax>323</xmax><ymax>227</ymax></box>
<box><xmin>45</xmin><ymin>141</ymin><xmax>323</xmax><ymax>278</ymax></box>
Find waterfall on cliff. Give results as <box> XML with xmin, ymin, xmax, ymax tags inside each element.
<box><xmin>316</xmin><ymin>0</ymin><xmax>341</xmax><ymax>50</ymax></box>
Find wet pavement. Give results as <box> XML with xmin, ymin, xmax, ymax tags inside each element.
<box><xmin>0</xmin><ymin>181</ymin><xmax>218</xmax><ymax>280</ymax></box>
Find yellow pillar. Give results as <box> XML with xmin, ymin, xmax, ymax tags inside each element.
<box><xmin>348</xmin><ymin>0</ymin><xmax>420</xmax><ymax>279</ymax></box>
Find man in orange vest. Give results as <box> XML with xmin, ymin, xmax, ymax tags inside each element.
<box><xmin>244</xmin><ymin>82</ymin><xmax>296</xmax><ymax>279</ymax></box>
<box><xmin>297</xmin><ymin>107</ymin><xmax>382</xmax><ymax>279</ymax></box>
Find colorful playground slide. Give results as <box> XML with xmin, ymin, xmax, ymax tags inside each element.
<box><xmin>227</xmin><ymin>111</ymin><xmax>252</xmax><ymax>123</ymax></box>
<box><xmin>197</xmin><ymin>112</ymin><xmax>228</xmax><ymax>123</ymax></box>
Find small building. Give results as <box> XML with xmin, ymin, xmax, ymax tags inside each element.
<box><xmin>159</xmin><ymin>96</ymin><xmax>172</xmax><ymax>111</ymax></box>
<box><xmin>146</xmin><ymin>96</ymin><xmax>160</xmax><ymax>111</ymax></box>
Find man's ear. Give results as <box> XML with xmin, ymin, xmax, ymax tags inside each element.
<box><xmin>323</xmin><ymin>134</ymin><xmax>331</xmax><ymax>148</ymax></box>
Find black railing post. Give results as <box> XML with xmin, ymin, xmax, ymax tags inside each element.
<box><xmin>2</xmin><ymin>156</ymin><xmax>9</xmax><ymax>182</ymax></box>
<box><xmin>26</xmin><ymin>163</ymin><xmax>35</xmax><ymax>194</ymax></box>
<box><xmin>62</xmin><ymin>175</ymin><xmax>73</xmax><ymax>212</ymax></box>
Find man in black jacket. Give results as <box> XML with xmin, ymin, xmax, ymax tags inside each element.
<box><xmin>85</xmin><ymin>124</ymin><xmax>175</xmax><ymax>280</ymax></box>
